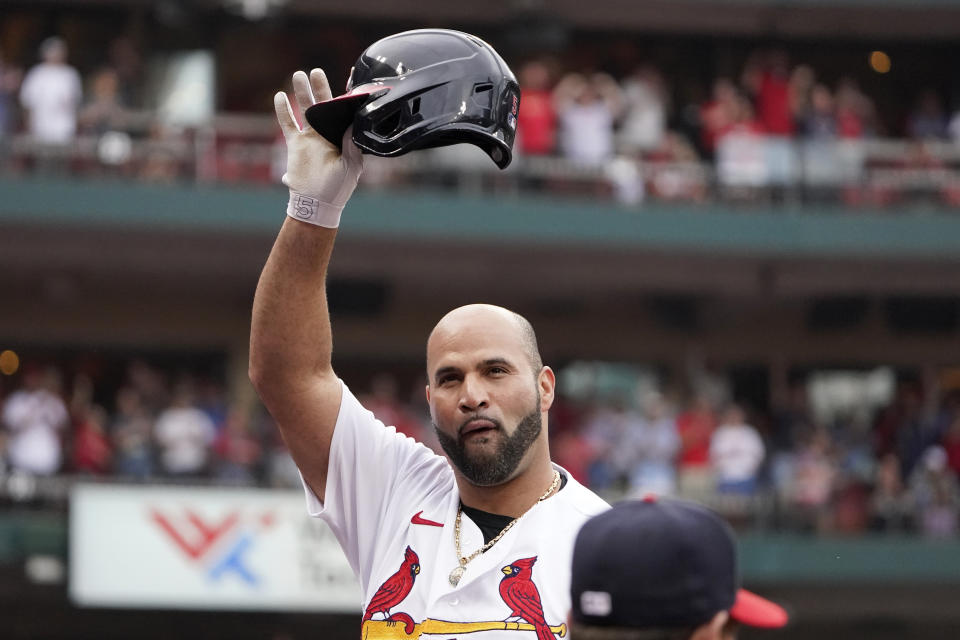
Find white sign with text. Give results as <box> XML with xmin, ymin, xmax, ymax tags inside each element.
<box><xmin>69</xmin><ymin>483</ymin><xmax>360</xmax><ymax>611</ymax></box>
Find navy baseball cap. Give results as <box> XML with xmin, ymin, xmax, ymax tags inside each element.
<box><xmin>571</xmin><ymin>497</ymin><xmax>788</xmax><ymax>630</ymax></box>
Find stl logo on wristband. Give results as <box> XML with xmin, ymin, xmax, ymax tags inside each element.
<box><xmin>293</xmin><ymin>194</ymin><xmax>319</xmax><ymax>219</ymax></box>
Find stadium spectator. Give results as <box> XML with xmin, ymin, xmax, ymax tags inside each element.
<box><xmin>153</xmin><ymin>380</ymin><xmax>217</xmax><ymax>477</ymax></box>
<box><xmin>801</xmin><ymin>84</ymin><xmax>838</xmax><ymax>139</ymax></box>
<box><xmin>715</xmin><ymin>94</ymin><xmax>768</xmax><ymax>193</ymax></box>
<box><xmin>110</xmin><ymin>387</ymin><xmax>155</xmax><ymax>479</ymax></box>
<box><xmin>910</xmin><ymin>445</ymin><xmax>960</xmax><ymax>538</ymax></box>
<box><xmin>617</xmin><ymin>63</ymin><xmax>668</xmax><ymax>155</ymax></box>
<box><xmin>0</xmin><ymin>48</ymin><xmax>22</xmax><ymax>138</ymax></box>
<box><xmin>69</xmin><ymin>373</ymin><xmax>112</xmax><ymax>475</ymax></box>
<box><xmin>834</xmin><ymin>78</ymin><xmax>875</xmax><ymax>139</ymax></box>
<box><xmin>699</xmin><ymin>77</ymin><xmax>740</xmax><ymax>157</ymax></box>
<box><xmin>783</xmin><ymin>429</ymin><xmax>835</xmax><ymax>532</ymax></box>
<box><xmin>71</xmin><ymin>403</ymin><xmax>112</xmax><ymax>475</ymax></box>
<box><xmin>642</xmin><ymin>131</ymin><xmax>709</xmax><ymax>202</ymax></box>
<box><xmin>106</xmin><ymin>36</ymin><xmax>144</xmax><ymax>108</ymax></box>
<box><xmin>358</xmin><ymin>373</ymin><xmax>427</xmax><ymax>442</ymax></box>
<box><xmin>625</xmin><ymin>390</ymin><xmax>680</xmax><ymax>496</ymax></box>
<box><xmin>948</xmin><ymin>104</ymin><xmax>960</xmax><ymax>143</ymax></box>
<box><xmin>515</xmin><ymin>59</ymin><xmax>557</xmax><ymax>156</ymax></box>
<box><xmin>788</xmin><ymin>63</ymin><xmax>816</xmax><ymax>131</ymax></box>
<box><xmin>550</xmin><ymin>427</ymin><xmax>594</xmax><ymax>488</ymax></box>
<box><xmin>19</xmin><ymin>37</ymin><xmax>83</xmax><ymax>145</ymax></box>
<box><xmin>943</xmin><ymin>413</ymin><xmax>960</xmax><ymax>476</ymax></box>
<box><xmin>582</xmin><ymin>397</ymin><xmax>643</xmax><ymax>492</ymax></box>
<box><xmin>907</xmin><ymin>89</ymin><xmax>949</xmax><ymax>140</ymax></box>
<box><xmin>1</xmin><ymin>366</ymin><xmax>69</xmax><ymax>475</ymax></box>
<box><xmin>553</xmin><ymin>71</ymin><xmax>622</xmax><ymax>164</ymax></box>
<box><xmin>79</xmin><ymin>67</ymin><xmax>127</xmax><ymax>135</ymax></box>
<box><xmin>676</xmin><ymin>394</ymin><xmax>717</xmax><ymax>498</ymax></box>
<box><xmin>742</xmin><ymin>49</ymin><xmax>795</xmax><ymax>136</ymax></box>
<box><xmin>710</xmin><ymin>404</ymin><xmax>766</xmax><ymax>495</ymax></box>
<box><xmin>126</xmin><ymin>360</ymin><xmax>169</xmax><ymax>416</ymax></box>
<box><xmin>213</xmin><ymin>409</ymin><xmax>263</xmax><ymax>484</ymax></box>
<box><xmin>870</xmin><ymin>452</ymin><xmax>913</xmax><ymax>533</ymax></box>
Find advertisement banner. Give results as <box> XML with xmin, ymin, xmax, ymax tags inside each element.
<box><xmin>69</xmin><ymin>483</ymin><xmax>360</xmax><ymax>611</ymax></box>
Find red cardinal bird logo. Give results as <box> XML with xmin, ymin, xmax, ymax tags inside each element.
<box><xmin>362</xmin><ymin>546</ymin><xmax>420</xmax><ymax>634</ymax></box>
<box><xmin>499</xmin><ymin>556</ymin><xmax>557</xmax><ymax>640</ymax></box>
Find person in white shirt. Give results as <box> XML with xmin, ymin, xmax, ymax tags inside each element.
<box><xmin>154</xmin><ymin>383</ymin><xmax>217</xmax><ymax>477</ymax></box>
<box><xmin>19</xmin><ymin>37</ymin><xmax>83</xmax><ymax>144</ymax></box>
<box><xmin>553</xmin><ymin>72</ymin><xmax>623</xmax><ymax>165</ymax></box>
<box><xmin>1</xmin><ymin>366</ymin><xmax>68</xmax><ymax>475</ymax></box>
<box><xmin>710</xmin><ymin>404</ymin><xmax>766</xmax><ymax>495</ymax></box>
<box><xmin>250</xmin><ymin>60</ymin><xmax>609</xmax><ymax>639</ymax></box>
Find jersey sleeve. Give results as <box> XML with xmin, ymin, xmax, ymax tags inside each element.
<box><xmin>300</xmin><ymin>380</ymin><xmax>444</xmax><ymax>587</ymax></box>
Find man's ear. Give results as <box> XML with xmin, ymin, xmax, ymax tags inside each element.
<box><xmin>538</xmin><ymin>366</ymin><xmax>555</xmax><ymax>412</ymax></box>
<box><xmin>689</xmin><ymin>611</ymin><xmax>729</xmax><ymax>640</ymax></box>
<box><xmin>425</xmin><ymin>384</ymin><xmax>431</xmax><ymax>404</ymax></box>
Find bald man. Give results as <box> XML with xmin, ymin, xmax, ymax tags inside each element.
<box><xmin>250</xmin><ymin>68</ymin><xmax>608</xmax><ymax>639</ymax></box>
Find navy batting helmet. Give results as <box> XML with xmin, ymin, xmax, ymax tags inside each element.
<box><xmin>304</xmin><ymin>29</ymin><xmax>520</xmax><ymax>169</ymax></box>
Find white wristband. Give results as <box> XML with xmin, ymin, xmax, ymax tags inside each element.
<box><xmin>286</xmin><ymin>191</ymin><xmax>342</xmax><ymax>228</ymax></box>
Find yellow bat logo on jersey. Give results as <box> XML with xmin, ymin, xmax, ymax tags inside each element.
<box><xmin>361</xmin><ymin>618</ymin><xmax>567</xmax><ymax>639</ymax></box>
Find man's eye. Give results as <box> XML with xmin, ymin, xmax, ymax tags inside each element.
<box><xmin>489</xmin><ymin>367</ymin><xmax>507</xmax><ymax>375</ymax></box>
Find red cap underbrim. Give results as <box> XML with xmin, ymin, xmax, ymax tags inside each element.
<box><xmin>304</xmin><ymin>90</ymin><xmax>380</xmax><ymax>149</ymax></box>
<box><xmin>729</xmin><ymin>588</ymin><xmax>789</xmax><ymax>628</ymax></box>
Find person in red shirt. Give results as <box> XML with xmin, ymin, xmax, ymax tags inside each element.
<box><xmin>943</xmin><ymin>414</ymin><xmax>960</xmax><ymax>476</ymax></box>
<box><xmin>675</xmin><ymin>394</ymin><xmax>717</xmax><ymax>498</ymax></box>
<box><xmin>699</xmin><ymin>78</ymin><xmax>739</xmax><ymax>157</ymax></box>
<box><xmin>752</xmin><ymin>50</ymin><xmax>795</xmax><ymax>136</ymax></box>
<box><xmin>516</xmin><ymin>60</ymin><xmax>557</xmax><ymax>156</ymax></box>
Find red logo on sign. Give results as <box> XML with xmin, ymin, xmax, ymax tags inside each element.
<box><xmin>150</xmin><ymin>509</ymin><xmax>240</xmax><ymax>560</ymax></box>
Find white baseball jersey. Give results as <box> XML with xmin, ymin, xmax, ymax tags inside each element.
<box><xmin>301</xmin><ymin>381</ymin><xmax>609</xmax><ymax>639</ymax></box>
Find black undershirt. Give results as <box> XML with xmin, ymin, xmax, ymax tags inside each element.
<box><xmin>460</xmin><ymin>472</ymin><xmax>568</xmax><ymax>544</ymax></box>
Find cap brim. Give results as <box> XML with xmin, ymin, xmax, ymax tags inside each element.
<box><xmin>304</xmin><ymin>91</ymin><xmax>378</xmax><ymax>149</ymax></box>
<box><xmin>729</xmin><ymin>589</ymin><xmax>789</xmax><ymax>628</ymax></box>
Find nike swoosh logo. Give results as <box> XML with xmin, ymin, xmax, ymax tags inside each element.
<box><xmin>411</xmin><ymin>511</ymin><xmax>443</xmax><ymax>527</ymax></box>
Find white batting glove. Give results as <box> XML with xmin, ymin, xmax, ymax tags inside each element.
<box><xmin>274</xmin><ymin>68</ymin><xmax>363</xmax><ymax>228</ymax></box>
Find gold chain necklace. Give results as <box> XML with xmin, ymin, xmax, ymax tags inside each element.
<box><xmin>448</xmin><ymin>470</ymin><xmax>560</xmax><ymax>587</ymax></box>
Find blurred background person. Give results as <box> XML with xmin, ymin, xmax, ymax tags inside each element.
<box><xmin>153</xmin><ymin>379</ymin><xmax>217</xmax><ymax>479</ymax></box>
<box><xmin>0</xmin><ymin>46</ymin><xmax>22</xmax><ymax>140</ymax></box>
<box><xmin>625</xmin><ymin>390</ymin><xmax>680</xmax><ymax>496</ymax></box>
<box><xmin>553</xmin><ymin>71</ymin><xmax>623</xmax><ymax>165</ymax></box>
<box><xmin>617</xmin><ymin>63</ymin><xmax>668</xmax><ymax>157</ymax></box>
<box><xmin>19</xmin><ymin>37</ymin><xmax>82</xmax><ymax>145</ymax></box>
<box><xmin>710</xmin><ymin>403</ymin><xmax>766</xmax><ymax>496</ymax></box>
<box><xmin>1</xmin><ymin>365</ymin><xmax>68</xmax><ymax>476</ymax></box>
<box><xmin>909</xmin><ymin>446</ymin><xmax>960</xmax><ymax>538</ymax></box>
<box><xmin>110</xmin><ymin>387</ymin><xmax>155</xmax><ymax>480</ymax></box>
<box><xmin>870</xmin><ymin>452</ymin><xmax>914</xmax><ymax>533</ymax></box>
<box><xmin>515</xmin><ymin>59</ymin><xmax>557</xmax><ymax>157</ymax></box>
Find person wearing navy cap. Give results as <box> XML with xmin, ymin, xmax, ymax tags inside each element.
<box><xmin>570</xmin><ymin>496</ymin><xmax>788</xmax><ymax>639</ymax></box>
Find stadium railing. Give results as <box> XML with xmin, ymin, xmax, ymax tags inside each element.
<box><xmin>3</xmin><ymin>112</ymin><xmax>960</xmax><ymax>210</ymax></box>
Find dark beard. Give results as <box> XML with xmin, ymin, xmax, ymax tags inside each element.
<box><xmin>434</xmin><ymin>405</ymin><xmax>542</xmax><ymax>487</ymax></box>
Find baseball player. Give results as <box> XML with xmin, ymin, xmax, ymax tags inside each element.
<box><xmin>569</xmin><ymin>497</ymin><xmax>789</xmax><ymax>639</ymax></box>
<box><xmin>249</xmin><ymin>66</ymin><xmax>609</xmax><ymax>639</ymax></box>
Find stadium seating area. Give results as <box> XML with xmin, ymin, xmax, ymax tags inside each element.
<box><xmin>2</xmin><ymin>355</ymin><xmax>958</xmax><ymax>539</ymax></box>
<box><xmin>1</xmin><ymin>11</ymin><xmax>959</xmax><ymax>208</ymax></box>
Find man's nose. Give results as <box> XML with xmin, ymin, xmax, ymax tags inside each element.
<box><xmin>458</xmin><ymin>375</ymin><xmax>489</xmax><ymax>412</ymax></box>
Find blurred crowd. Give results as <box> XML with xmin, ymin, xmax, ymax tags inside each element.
<box><xmin>2</xmin><ymin>35</ymin><xmax>960</xmax><ymax>205</ymax></box>
<box><xmin>547</xmin><ymin>381</ymin><xmax>960</xmax><ymax>538</ymax></box>
<box><xmin>515</xmin><ymin>51</ymin><xmax>960</xmax><ymax>205</ymax></box>
<box><xmin>3</xmin><ymin>358</ymin><xmax>959</xmax><ymax>539</ymax></box>
<box><xmin>0</xmin><ymin>361</ymin><xmax>301</xmax><ymax>490</ymax></box>
<box><xmin>0</xmin><ymin>35</ymin><xmax>187</xmax><ymax>182</ymax></box>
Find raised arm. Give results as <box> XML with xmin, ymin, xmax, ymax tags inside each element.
<box><xmin>249</xmin><ymin>68</ymin><xmax>362</xmax><ymax>501</ymax></box>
